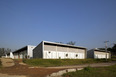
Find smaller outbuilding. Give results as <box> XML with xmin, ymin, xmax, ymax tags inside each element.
<box><xmin>87</xmin><ymin>48</ymin><xmax>111</xmax><ymax>59</ymax></box>
<box><xmin>13</xmin><ymin>45</ymin><xmax>36</xmax><ymax>59</ymax></box>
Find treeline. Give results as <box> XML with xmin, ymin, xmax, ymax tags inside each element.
<box><xmin>0</xmin><ymin>48</ymin><xmax>11</xmax><ymax>57</ymax></box>
<box><xmin>56</xmin><ymin>41</ymin><xmax>76</xmax><ymax>45</ymax></box>
<box><xmin>108</xmin><ymin>44</ymin><xmax>116</xmax><ymax>56</ymax></box>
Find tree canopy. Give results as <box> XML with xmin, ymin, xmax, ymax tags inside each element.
<box><xmin>108</xmin><ymin>44</ymin><xmax>116</xmax><ymax>56</ymax></box>
<box><xmin>0</xmin><ymin>48</ymin><xmax>11</xmax><ymax>57</ymax></box>
<box><xmin>67</xmin><ymin>41</ymin><xmax>76</xmax><ymax>45</ymax></box>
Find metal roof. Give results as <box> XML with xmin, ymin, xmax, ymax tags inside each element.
<box><xmin>93</xmin><ymin>49</ymin><xmax>110</xmax><ymax>53</ymax></box>
<box><xmin>13</xmin><ymin>45</ymin><xmax>36</xmax><ymax>53</ymax></box>
<box><xmin>13</xmin><ymin>46</ymin><xmax>27</xmax><ymax>53</ymax></box>
<box><xmin>43</xmin><ymin>41</ymin><xmax>86</xmax><ymax>49</ymax></box>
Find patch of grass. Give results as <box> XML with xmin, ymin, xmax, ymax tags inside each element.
<box><xmin>111</xmin><ymin>56</ymin><xmax>116</xmax><ymax>58</ymax></box>
<box><xmin>23</xmin><ymin>59</ymin><xmax>111</xmax><ymax>67</ymax></box>
<box><xmin>111</xmin><ymin>56</ymin><xmax>116</xmax><ymax>61</ymax></box>
<box><xmin>83</xmin><ymin>66</ymin><xmax>92</xmax><ymax>71</ymax></box>
<box><xmin>63</xmin><ymin>65</ymin><xmax>116</xmax><ymax>77</ymax></box>
<box><xmin>23</xmin><ymin>59</ymin><xmax>63</xmax><ymax>67</ymax></box>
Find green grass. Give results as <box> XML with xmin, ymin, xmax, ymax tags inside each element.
<box><xmin>63</xmin><ymin>65</ymin><xmax>116</xmax><ymax>77</ymax></box>
<box><xmin>23</xmin><ymin>59</ymin><xmax>112</xmax><ymax>67</ymax></box>
<box><xmin>111</xmin><ymin>56</ymin><xmax>116</xmax><ymax>58</ymax></box>
<box><xmin>111</xmin><ymin>56</ymin><xmax>116</xmax><ymax>61</ymax></box>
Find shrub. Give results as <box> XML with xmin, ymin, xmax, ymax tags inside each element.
<box><xmin>84</xmin><ymin>66</ymin><xmax>92</xmax><ymax>71</ymax></box>
<box><xmin>63</xmin><ymin>65</ymin><xmax>116</xmax><ymax>77</ymax></box>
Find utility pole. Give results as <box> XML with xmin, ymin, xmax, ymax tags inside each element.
<box><xmin>104</xmin><ymin>41</ymin><xmax>109</xmax><ymax>61</ymax></box>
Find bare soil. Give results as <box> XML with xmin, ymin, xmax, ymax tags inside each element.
<box><xmin>1</xmin><ymin>58</ymin><xmax>15</xmax><ymax>67</ymax></box>
<box><xmin>0</xmin><ymin>59</ymin><xmax>116</xmax><ymax>77</ymax></box>
<box><xmin>0</xmin><ymin>59</ymin><xmax>63</xmax><ymax>77</ymax></box>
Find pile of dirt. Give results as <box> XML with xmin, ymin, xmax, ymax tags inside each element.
<box><xmin>1</xmin><ymin>58</ymin><xmax>15</xmax><ymax>67</ymax></box>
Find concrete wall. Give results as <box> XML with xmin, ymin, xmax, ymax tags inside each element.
<box><xmin>43</xmin><ymin>51</ymin><xmax>85</xmax><ymax>59</ymax></box>
<box><xmin>94</xmin><ymin>51</ymin><xmax>110</xmax><ymax>59</ymax></box>
<box><xmin>33</xmin><ymin>42</ymin><xmax>43</xmax><ymax>58</ymax></box>
<box><xmin>13</xmin><ymin>50</ymin><xmax>27</xmax><ymax>59</ymax></box>
<box><xmin>43</xmin><ymin>44</ymin><xmax>86</xmax><ymax>59</ymax></box>
<box><xmin>27</xmin><ymin>45</ymin><xmax>36</xmax><ymax>58</ymax></box>
<box><xmin>87</xmin><ymin>50</ymin><xmax>94</xmax><ymax>58</ymax></box>
<box><xmin>87</xmin><ymin>49</ymin><xmax>111</xmax><ymax>59</ymax></box>
<box><xmin>13</xmin><ymin>53</ymin><xmax>19</xmax><ymax>59</ymax></box>
<box><xmin>44</xmin><ymin>44</ymin><xmax>56</xmax><ymax>51</ymax></box>
<box><xmin>44</xmin><ymin>44</ymin><xmax>85</xmax><ymax>53</ymax></box>
<box><xmin>57</xmin><ymin>46</ymin><xmax>67</xmax><ymax>52</ymax></box>
<box><xmin>13</xmin><ymin>45</ymin><xmax>35</xmax><ymax>59</ymax></box>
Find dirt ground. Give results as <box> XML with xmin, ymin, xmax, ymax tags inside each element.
<box><xmin>0</xmin><ymin>73</ymin><xmax>26</xmax><ymax>77</ymax></box>
<box><xmin>0</xmin><ymin>59</ymin><xmax>116</xmax><ymax>77</ymax></box>
<box><xmin>0</xmin><ymin>59</ymin><xmax>63</xmax><ymax>77</ymax></box>
<box><xmin>1</xmin><ymin>58</ymin><xmax>15</xmax><ymax>67</ymax></box>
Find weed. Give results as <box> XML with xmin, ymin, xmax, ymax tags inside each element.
<box><xmin>63</xmin><ymin>65</ymin><xmax>116</xmax><ymax>77</ymax></box>
<box><xmin>83</xmin><ymin>66</ymin><xmax>92</xmax><ymax>71</ymax></box>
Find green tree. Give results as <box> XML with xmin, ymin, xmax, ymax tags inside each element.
<box><xmin>107</xmin><ymin>44</ymin><xmax>116</xmax><ymax>56</ymax></box>
<box><xmin>67</xmin><ymin>41</ymin><xmax>76</xmax><ymax>45</ymax></box>
<box><xmin>111</xmin><ymin>44</ymin><xmax>116</xmax><ymax>56</ymax></box>
<box><xmin>98</xmin><ymin>48</ymin><xmax>105</xmax><ymax>50</ymax></box>
<box><xmin>0</xmin><ymin>48</ymin><xmax>11</xmax><ymax>57</ymax></box>
<box><xmin>107</xmin><ymin>48</ymin><xmax>112</xmax><ymax>51</ymax></box>
<box><xmin>56</xmin><ymin>42</ymin><xmax>63</xmax><ymax>43</ymax></box>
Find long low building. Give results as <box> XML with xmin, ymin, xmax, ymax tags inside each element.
<box><xmin>33</xmin><ymin>41</ymin><xmax>87</xmax><ymax>59</ymax></box>
<box><xmin>13</xmin><ymin>45</ymin><xmax>36</xmax><ymax>59</ymax></box>
<box><xmin>87</xmin><ymin>49</ymin><xmax>111</xmax><ymax>59</ymax></box>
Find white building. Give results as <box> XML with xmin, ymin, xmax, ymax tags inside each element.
<box><xmin>33</xmin><ymin>41</ymin><xmax>87</xmax><ymax>59</ymax></box>
<box><xmin>13</xmin><ymin>45</ymin><xmax>36</xmax><ymax>59</ymax></box>
<box><xmin>87</xmin><ymin>49</ymin><xmax>111</xmax><ymax>59</ymax></box>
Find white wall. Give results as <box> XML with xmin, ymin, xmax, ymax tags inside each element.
<box><xmin>43</xmin><ymin>43</ymin><xmax>86</xmax><ymax>59</ymax></box>
<box><xmin>10</xmin><ymin>52</ymin><xmax>14</xmax><ymax>59</ymax></box>
<box><xmin>27</xmin><ymin>45</ymin><xmax>36</xmax><ymax>58</ymax></box>
<box><xmin>43</xmin><ymin>51</ymin><xmax>85</xmax><ymax>59</ymax></box>
<box><xmin>94</xmin><ymin>51</ymin><xmax>110</xmax><ymax>59</ymax></box>
<box><xmin>14</xmin><ymin>53</ymin><xmax>18</xmax><ymax>59</ymax></box>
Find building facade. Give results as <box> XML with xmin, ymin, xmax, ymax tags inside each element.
<box><xmin>33</xmin><ymin>41</ymin><xmax>87</xmax><ymax>59</ymax></box>
<box><xmin>13</xmin><ymin>45</ymin><xmax>36</xmax><ymax>59</ymax></box>
<box><xmin>87</xmin><ymin>49</ymin><xmax>111</xmax><ymax>59</ymax></box>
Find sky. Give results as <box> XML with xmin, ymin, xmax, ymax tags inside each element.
<box><xmin>0</xmin><ymin>0</ymin><xmax>116</xmax><ymax>51</ymax></box>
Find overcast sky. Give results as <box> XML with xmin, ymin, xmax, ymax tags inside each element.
<box><xmin>0</xmin><ymin>0</ymin><xmax>116</xmax><ymax>51</ymax></box>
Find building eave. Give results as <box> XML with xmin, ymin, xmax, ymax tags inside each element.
<box><xmin>42</xmin><ymin>41</ymin><xmax>86</xmax><ymax>49</ymax></box>
<box><xmin>13</xmin><ymin>46</ymin><xmax>27</xmax><ymax>53</ymax></box>
<box><xmin>93</xmin><ymin>49</ymin><xmax>110</xmax><ymax>53</ymax></box>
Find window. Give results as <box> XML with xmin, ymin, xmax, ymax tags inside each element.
<box><xmin>76</xmin><ymin>54</ymin><xmax>78</xmax><ymax>57</ymax></box>
<box><xmin>66</xmin><ymin>54</ymin><xmax>68</xmax><ymax>57</ymax></box>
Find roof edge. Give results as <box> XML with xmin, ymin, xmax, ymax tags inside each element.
<box><xmin>42</xmin><ymin>40</ymin><xmax>86</xmax><ymax>49</ymax></box>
